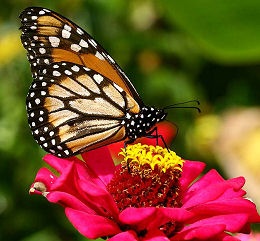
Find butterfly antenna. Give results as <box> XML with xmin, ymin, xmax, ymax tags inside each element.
<box><xmin>163</xmin><ymin>100</ymin><xmax>201</xmax><ymax>113</ymax></box>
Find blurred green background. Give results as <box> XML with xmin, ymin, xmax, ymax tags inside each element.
<box><xmin>0</xmin><ymin>0</ymin><xmax>260</xmax><ymax>240</ymax></box>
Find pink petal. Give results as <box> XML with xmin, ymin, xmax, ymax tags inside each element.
<box><xmin>190</xmin><ymin>199</ymin><xmax>260</xmax><ymax>222</ymax></box>
<box><xmin>119</xmin><ymin>207</ymin><xmax>156</xmax><ymax>226</ymax></box>
<box><xmin>144</xmin><ymin>229</ymin><xmax>170</xmax><ymax>241</ymax></box>
<box><xmin>222</xmin><ymin>235</ymin><xmax>241</xmax><ymax>241</ymax></box>
<box><xmin>47</xmin><ymin>191</ymin><xmax>96</xmax><ymax>214</ymax></box>
<box><xmin>73</xmin><ymin>156</ymin><xmax>107</xmax><ymax>189</ymax></box>
<box><xmin>217</xmin><ymin>188</ymin><xmax>246</xmax><ymax>200</ymax></box>
<box><xmin>171</xmin><ymin>224</ymin><xmax>226</xmax><ymax>240</ymax></box>
<box><xmin>32</xmin><ymin>167</ymin><xmax>57</xmax><ymax>191</ymax></box>
<box><xmin>43</xmin><ymin>154</ymin><xmax>73</xmax><ymax>173</ymax></box>
<box><xmin>65</xmin><ymin>207</ymin><xmax>121</xmax><ymax>239</ymax></box>
<box><xmin>183</xmin><ymin>181</ymin><xmax>231</xmax><ymax>208</ymax></box>
<box><xmin>226</xmin><ymin>177</ymin><xmax>245</xmax><ymax>191</ymax></box>
<box><xmin>147</xmin><ymin>208</ymin><xmax>194</xmax><ymax>230</ymax></box>
<box><xmin>82</xmin><ymin>146</ymin><xmax>116</xmax><ymax>185</ymax></box>
<box><xmin>214</xmin><ymin>233</ymin><xmax>241</xmax><ymax>241</ymax></box>
<box><xmin>182</xmin><ymin>169</ymin><xmax>242</xmax><ymax>208</ymax></box>
<box><xmin>78</xmin><ymin>179</ymin><xmax>119</xmax><ymax>217</ymax></box>
<box><xmin>184</xmin><ymin>213</ymin><xmax>249</xmax><ymax>233</ymax></box>
<box><xmin>179</xmin><ymin>160</ymin><xmax>205</xmax><ymax>193</ymax></box>
<box><xmin>184</xmin><ymin>169</ymin><xmax>223</xmax><ymax>195</ymax></box>
<box><xmin>50</xmin><ymin>161</ymin><xmax>80</xmax><ymax>195</ymax></box>
<box><xmin>108</xmin><ymin>231</ymin><xmax>138</xmax><ymax>241</ymax></box>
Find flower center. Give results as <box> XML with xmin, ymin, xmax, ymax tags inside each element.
<box><xmin>107</xmin><ymin>144</ymin><xmax>185</xmax><ymax>237</ymax></box>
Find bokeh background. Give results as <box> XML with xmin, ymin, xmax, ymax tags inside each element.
<box><xmin>0</xmin><ymin>0</ymin><xmax>260</xmax><ymax>240</ymax></box>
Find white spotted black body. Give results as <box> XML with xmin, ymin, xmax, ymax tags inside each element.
<box><xmin>124</xmin><ymin>107</ymin><xmax>167</xmax><ymax>140</ymax></box>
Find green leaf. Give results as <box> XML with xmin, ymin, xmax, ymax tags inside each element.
<box><xmin>161</xmin><ymin>0</ymin><xmax>260</xmax><ymax>64</ymax></box>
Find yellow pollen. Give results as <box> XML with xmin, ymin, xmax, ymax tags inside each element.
<box><xmin>119</xmin><ymin>143</ymin><xmax>184</xmax><ymax>174</ymax></box>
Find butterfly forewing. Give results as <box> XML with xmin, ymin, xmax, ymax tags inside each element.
<box><xmin>26</xmin><ymin>61</ymin><xmax>136</xmax><ymax>157</ymax></box>
<box><xmin>19</xmin><ymin>7</ymin><xmax>143</xmax><ymax>106</ymax></box>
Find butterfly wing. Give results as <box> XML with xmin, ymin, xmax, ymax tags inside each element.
<box><xmin>26</xmin><ymin>61</ymin><xmax>142</xmax><ymax>157</ymax></box>
<box><xmin>19</xmin><ymin>7</ymin><xmax>143</xmax><ymax>110</ymax></box>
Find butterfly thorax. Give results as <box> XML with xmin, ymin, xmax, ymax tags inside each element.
<box><xmin>124</xmin><ymin>106</ymin><xmax>167</xmax><ymax>140</ymax></box>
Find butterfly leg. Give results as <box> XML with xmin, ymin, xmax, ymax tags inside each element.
<box><xmin>147</xmin><ymin>127</ymin><xmax>159</xmax><ymax>145</ymax></box>
<box><xmin>124</xmin><ymin>139</ymin><xmax>135</xmax><ymax>151</ymax></box>
<box><xmin>145</xmin><ymin>127</ymin><xmax>169</xmax><ymax>151</ymax></box>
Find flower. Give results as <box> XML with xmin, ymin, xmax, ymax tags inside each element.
<box><xmin>29</xmin><ymin>144</ymin><xmax>260</xmax><ymax>240</ymax></box>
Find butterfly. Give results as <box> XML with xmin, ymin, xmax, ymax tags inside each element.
<box><xmin>19</xmin><ymin>7</ymin><xmax>169</xmax><ymax>158</ymax></box>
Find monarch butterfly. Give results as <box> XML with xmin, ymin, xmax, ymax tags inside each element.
<box><xmin>20</xmin><ymin>7</ymin><xmax>198</xmax><ymax>158</ymax></box>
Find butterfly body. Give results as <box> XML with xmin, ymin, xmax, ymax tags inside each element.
<box><xmin>20</xmin><ymin>7</ymin><xmax>167</xmax><ymax>158</ymax></box>
<box><xmin>124</xmin><ymin>107</ymin><xmax>167</xmax><ymax>141</ymax></box>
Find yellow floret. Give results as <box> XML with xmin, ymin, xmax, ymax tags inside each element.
<box><xmin>119</xmin><ymin>143</ymin><xmax>184</xmax><ymax>174</ymax></box>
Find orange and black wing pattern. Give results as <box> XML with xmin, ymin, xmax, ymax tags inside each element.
<box><xmin>19</xmin><ymin>7</ymin><xmax>144</xmax><ymax>157</ymax></box>
<box><xmin>25</xmin><ymin>61</ymin><xmax>139</xmax><ymax>157</ymax></box>
<box><xmin>19</xmin><ymin>7</ymin><xmax>142</xmax><ymax>106</ymax></box>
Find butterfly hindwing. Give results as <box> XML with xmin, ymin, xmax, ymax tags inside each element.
<box><xmin>19</xmin><ymin>7</ymin><xmax>143</xmax><ymax>106</ymax></box>
<box><xmin>26</xmin><ymin>61</ymin><xmax>136</xmax><ymax>157</ymax></box>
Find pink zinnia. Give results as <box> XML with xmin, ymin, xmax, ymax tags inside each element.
<box><xmin>29</xmin><ymin>144</ymin><xmax>260</xmax><ymax>240</ymax></box>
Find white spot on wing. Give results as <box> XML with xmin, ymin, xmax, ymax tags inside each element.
<box><xmin>71</xmin><ymin>65</ymin><xmax>80</xmax><ymax>72</ymax></box>
<box><xmin>49</xmin><ymin>36</ymin><xmax>60</xmax><ymax>47</ymax></box>
<box><xmin>113</xmin><ymin>83</ymin><xmax>124</xmax><ymax>92</ymax></box>
<box><xmin>64</xmin><ymin>24</ymin><xmax>71</xmax><ymax>31</ymax></box>
<box><xmin>65</xmin><ymin>70</ymin><xmax>72</xmax><ymax>75</ymax></box>
<box><xmin>93</xmin><ymin>74</ymin><xmax>103</xmax><ymax>84</ymax></box>
<box><xmin>107</xmin><ymin>55</ymin><xmax>115</xmax><ymax>63</ymax></box>
<box><xmin>77</xmin><ymin>28</ymin><xmax>84</xmax><ymax>35</ymax></box>
<box><xmin>95</xmin><ymin>51</ymin><xmax>105</xmax><ymax>60</ymax></box>
<box><xmin>83</xmin><ymin>67</ymin><xmax>90</xmax><ymax>71</ymax></box>
<box><xmin>79</xmin><ymin>39</ymin><xmax>88</xmax><ymax>48</ymax></box>
<box><xmin>71</xmin><ymin>44</ymin><xmax>81</xmax><ymax>52</ymax></box>
<box><xmin>39</xmin><ymin>48</ymin><xmax>46</xmax><ymax>54</ymax></box>
<box><xmin>53</xmin><ymin>71</ymin><xmax>61</xmax><ymax>76</ymax></box>
<box><xmin>62</xmin><ymin>30</ymin><xmax>71</xmax><ymax>39</ymax></box>
<box><xmin>88</xmin><ymin>39</ymin><xmax>97</xmax><ymax>47</ymax></box>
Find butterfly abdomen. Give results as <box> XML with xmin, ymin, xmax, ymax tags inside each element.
<box><xmin>124</xmin><ymin>106</ymin><xmax>167</xmax><ymax>140</ymax></box>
